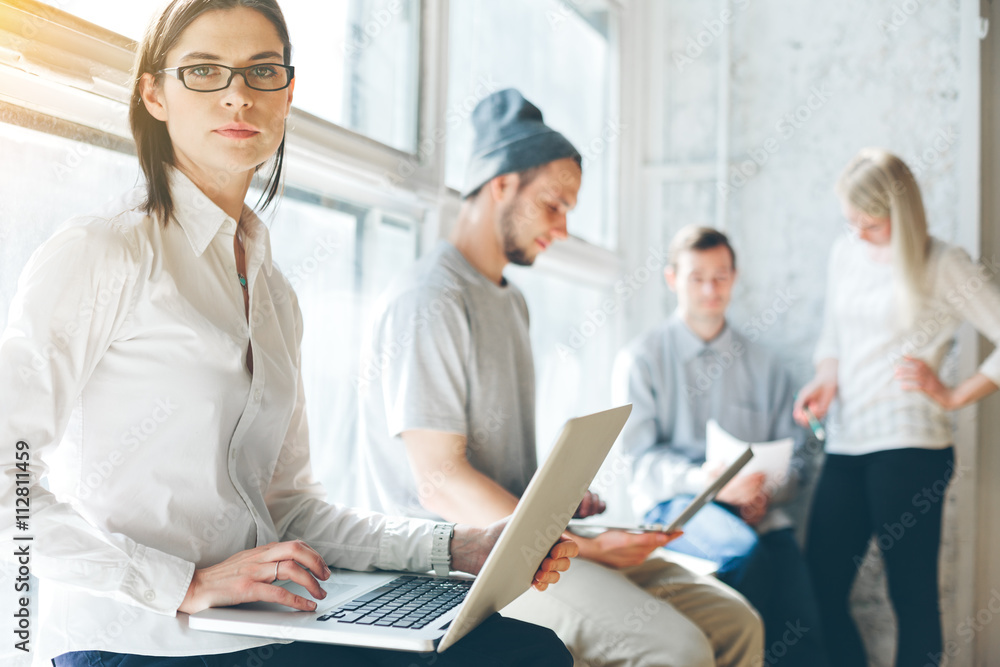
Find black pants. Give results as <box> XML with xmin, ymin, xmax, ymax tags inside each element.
<box><xmin>53</xmin><ymin>613</ymin><xmax>572</xmax><ymax>667</ymax></box>
<box><xmin>733</xmin><ymin>528</ymin><xmax>829</xmax><ymax>667</ymax></box>
<box><xmin>805</xmin><ymin>447</ymin><xmax>953</xmax><ymax>667</ymax></box>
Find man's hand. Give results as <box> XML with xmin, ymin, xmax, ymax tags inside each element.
<box><xmin>531</xmin><ymin>537</ymin><xmax>578</xmax><ymax>591</ymax></box>
<box><xmin>178</xmin><ymin>541</ymin><xmax>331</xmax><ymax>615</ymax></box>
<box><xmin>738</xmin><ymin>493</ymin><xmax>770</xmax><ymax>526</ymax></box>
<box><xmin>450</xmin><ymin>519</ymin><xmax>578</xmax><ymax>591</ymax></box>
<box><xmin>574</xmin><ymin>490</ymin><xmax>607</xmax><ymax>519</ymax></box>
<box><xmin>573</xmin><ymin>530</ymin><xmax>680</xmax><ymax>569</ymax></box>
<box><xmin>711</xmin><ymin>469</ymin><xmax>771</xmax><ymax>525</ymax></box>
<box><xmin>715</xmin><ymin>471</ymin><xmax>767</xmax><ymax>507</ymax></box>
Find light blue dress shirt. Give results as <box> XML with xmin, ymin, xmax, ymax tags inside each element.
<box><xmin>612</xmin><ymin>313</ymin><xmax>809</xmax><ymax>533</ymax></box>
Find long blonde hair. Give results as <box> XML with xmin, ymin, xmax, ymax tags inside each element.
<box><xmin>836</xmin><ymin>148</ymin><xmax>930</xmax><ymax>327</ymax></box>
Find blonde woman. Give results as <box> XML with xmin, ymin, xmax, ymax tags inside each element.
<box><xmin>793</xmin><ymin>148</ymin><xmax>1000</xmax><ymax>666</ymax></box>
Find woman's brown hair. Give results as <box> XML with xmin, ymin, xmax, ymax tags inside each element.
<box><xmin>128</xmin><ymin>0</ymin><xmax>292</xmax><ymax>225</ymax></box>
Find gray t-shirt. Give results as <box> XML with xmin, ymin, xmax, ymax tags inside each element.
<box><xmin>355</xmin><ymin>240</ymin><xmax>537</xmax><ymax>520</ymax></box>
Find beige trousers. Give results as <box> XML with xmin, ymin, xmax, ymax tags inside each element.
<box><xmin>501</xmin><ymin>557</ymin><xmax>763</xmax><ymax>667</ymax></box>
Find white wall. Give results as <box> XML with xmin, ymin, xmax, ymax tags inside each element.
<box><xmin>975</xmin><ymin>1</ymin><xmax>1000</xmax><ymax>664</ymax></box>
<box><xmin>625</xmin><ymin>1</ymin><xmax>973</xmax><ymax>664</ymax></box>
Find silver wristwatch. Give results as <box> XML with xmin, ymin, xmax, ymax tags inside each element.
<box><xmin>431</xmin><ymin>523</ymin><xmax>455</xmax><ymax>577</ymax></box>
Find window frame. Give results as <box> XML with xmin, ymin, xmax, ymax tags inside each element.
<box><xmin>0</xmin><ymin>0</ymin><xmax>626</xmax><ymax>280</ymax></box>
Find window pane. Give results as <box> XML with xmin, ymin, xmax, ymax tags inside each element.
<box><xmin>57</xmin><ymin>0</ymin><xmax>421</xmax><ymax>153</ymax></box>
<box><xmin>506</xmin><ymin>263</ymin><xmax>634</xmax><ymax>521</ymax></box>
<box><xmin>505</xmin><ymin>265</ymin><xmax>618</xmax><ymax>455</ymax></box>
<box><xmin>447</xmin><ymin>0</ymin><xmax>619</xmax><ymax>249</ymax></box>
<box><xmin>267</xmin><ymin>190</ymin><xmax>419</xmax><ymax>505</ymax></box>
<box><xmin>283</xmin><ymin>0</ymin><xmax>420</xmax><ymax>152</ymax></box>
<box><xmin>0</xmin><ymin>122</ymin><xmax>138</xmax><ymax>331</ymax></box>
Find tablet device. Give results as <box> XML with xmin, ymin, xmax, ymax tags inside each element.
<box><xmin>567</xmin><ymin>447</ymin><xmax>754</xmax><ymax>536</ymax></box>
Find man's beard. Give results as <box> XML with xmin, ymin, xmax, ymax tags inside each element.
<box><xmin>499</xmin><ymin>204</ymin><xmax>534</xmax><ymax>267</ymax></box>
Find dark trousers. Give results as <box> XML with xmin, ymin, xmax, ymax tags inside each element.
<box><xmin>734</xmin><ymin>528</ymin><xmax>830</xmax><ymax>667</ymax></box>
<box><xmin>806</xmin><ymin>447</ymin><xmax>953</xmax><ymax>667</ymax></box>
<box><xmin>53</xmin><ymin>613</ymin><xmax>572</xmax><ymax>667</ymax></box>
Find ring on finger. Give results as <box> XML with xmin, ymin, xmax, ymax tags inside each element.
<box><xmin>273</xmin><ymin>560</ymin><xmax>280</xmax><ymax>584</ymax></box>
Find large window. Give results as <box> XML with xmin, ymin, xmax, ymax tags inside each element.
<box><xmin>1</xmin><ymin>0</ymin><xmax>625</xmax><ymax>533</ymax></box>
<box><xmin>0</xmin><ymin>120</ymin><xmax>138</xmax><ymax>331</ymax></box>
<box><xmin>267</xmin><ymin>189</ymin><xmax>420</xmax><ymax>505</ymax></box>
<box><xmin>1</xmin><ymin>5</ymin><xmax>627</xmax><ymax>660</ymax></box>
<box><xmin>61</xmin><ymin>0</ymin><xmax>422</xmax><ymax>153</ymax></box>
<box><xmin>447</xmin><ymin>0</ymin><xmax>620</xmax><ymax>249</ymax></box>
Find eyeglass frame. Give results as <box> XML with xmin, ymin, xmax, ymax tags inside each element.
<box><xmin>157</xmin><ymin>63</ymin><xmax>295</xmax><ymax>92</ymax></box>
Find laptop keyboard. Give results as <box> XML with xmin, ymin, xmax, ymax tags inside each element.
<box><xmin>317</xmin><ymin>575</ymin><xmax>472</xmax><ymax>629</ymax></box>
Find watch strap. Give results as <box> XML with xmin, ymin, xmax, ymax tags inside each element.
<box><xmin>431</xmin><ymin>523</ymin><xmax>455</xmax><ymax>577</ymax></box>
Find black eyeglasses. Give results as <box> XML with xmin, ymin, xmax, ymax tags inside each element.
<box><xmin>158</xmin><ymin>63</ymin><xmax>294</xmax><ymax>92</ymax></box>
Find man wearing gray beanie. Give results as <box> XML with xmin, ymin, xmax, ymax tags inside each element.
<box><xmin>356</xmin><ymin>88</ymin><xmax>763</xmax><ymax>666</ymax></box>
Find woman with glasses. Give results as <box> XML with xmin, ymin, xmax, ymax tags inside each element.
<box><xmin>793</xmin><ymin>148</ymin><xmax>1000</xmax><ymax>667</ymax></box>
<box><xmin>0</xmin><ymin>1</ymin><xmax>574</xmax><ymax>665</ymax></box>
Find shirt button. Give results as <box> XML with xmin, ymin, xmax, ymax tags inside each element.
<box><xmin>144</xmin><ymin>590</ymin><xmax>155</xmax><ymax>602</ymax></box>
<box><xmin>230</xmin><ymin>449</ymin><xmax>237</xmax><ymax>460</ymax></box>
<box><xmin>253</xmin><ymin>388</ymin><xmax>263</xmax><ymax>402</ymax></box>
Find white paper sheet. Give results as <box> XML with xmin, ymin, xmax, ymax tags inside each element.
<box><xmin>705</xmin><ymin>419</ymin><xmax>793</xmax><ymax>486</ymax></box>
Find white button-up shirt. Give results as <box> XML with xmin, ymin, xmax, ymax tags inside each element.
<box><xmin>0</xmin><ymin>170</ymin><xmax>436</xmax><ymax>661</ymax></box>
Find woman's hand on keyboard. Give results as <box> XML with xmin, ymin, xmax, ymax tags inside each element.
<box><xmin>178</xmin><ymin>540</ymin><xmax>332</xmax><ymax>614</ymax></box>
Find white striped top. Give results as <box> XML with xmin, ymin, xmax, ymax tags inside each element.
<box><xmin>815</xmin><ymin>235</ymin><xmax>1000</xmax><ymax>455</ymax></box>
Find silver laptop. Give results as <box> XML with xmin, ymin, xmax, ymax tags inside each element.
<box><xmin>188</xmin><ymin>404</ymin><xmax>632</xmax><ymax>653</ymax></box>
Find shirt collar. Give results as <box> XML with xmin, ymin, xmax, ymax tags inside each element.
<box><xmin>167</xmin><ymin>167</ymin><xmax>273</xmax><ymax>275</ymax></box>
<box><xmin>668</xmin><ymin>312</ymin><xmax>733</xmax><ymax>361</ymax></box>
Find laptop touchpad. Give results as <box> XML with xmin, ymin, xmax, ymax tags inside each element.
<box><xmin>234</xmin><ymin>581</ymin><xmax>360</xmax><ymax>613</ymax></box>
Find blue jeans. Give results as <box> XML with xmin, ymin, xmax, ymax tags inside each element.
<box><xmin>644</xmin><ymin>497</ymin><xmax>760</xmax><ymax>588</ymax></box>
<box><xmin>647</xmin><ymin>498</ymin><xmax>829</xmax><ymax>667</ymax></box>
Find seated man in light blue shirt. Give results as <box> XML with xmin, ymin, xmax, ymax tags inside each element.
<box><xmin>612</xmin><ymin>225</ymin><xmax>829</xmax><ymax>667</ymax></box>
